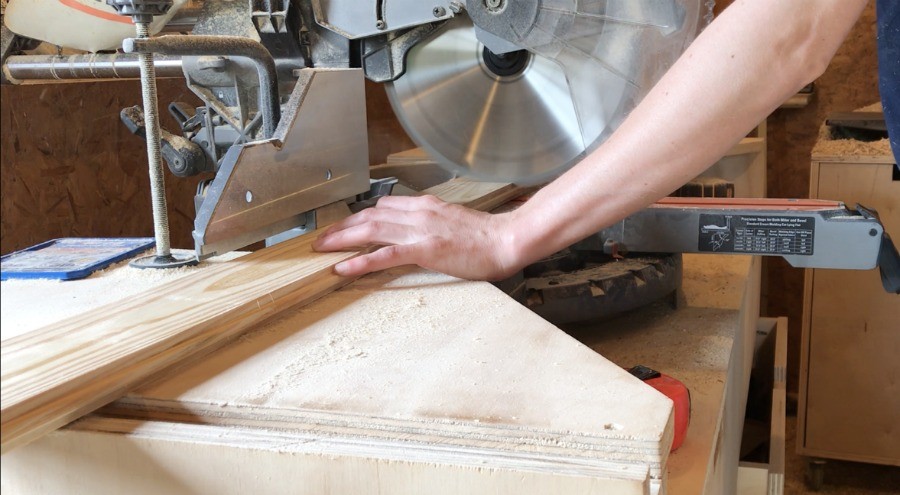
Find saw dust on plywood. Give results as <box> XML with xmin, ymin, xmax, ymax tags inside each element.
<box><xmin>0</xmin><ymin>250</ymin><xmax>246</xmax><ymax>340</ymax></box>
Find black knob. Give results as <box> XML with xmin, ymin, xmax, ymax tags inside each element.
<box><xmin>106</xmin><ymin>0</ymin><xmax>173</xmax><ymax>23</ymax></box>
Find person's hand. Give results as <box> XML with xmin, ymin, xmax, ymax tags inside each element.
<box><xmin>312</xmin><ymin>194</ymin><xmax>520</xmax><ymax>280</ymax></box>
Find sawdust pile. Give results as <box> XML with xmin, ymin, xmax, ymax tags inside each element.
<box><xmin>812</xmin><ymin>101</ymin><xmax>894</xmax><ymax>158</ymax></box>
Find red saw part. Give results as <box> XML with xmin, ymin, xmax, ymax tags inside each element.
<box><xmin>654</xmin><ymin>197</ymin><xmax>843</xmax><ymax>210</ymax></box>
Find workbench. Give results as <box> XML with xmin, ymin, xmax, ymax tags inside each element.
<box><xmin>1</xmin><ymin>248</ymin><xmax>763</xmax><ymax>494</ymax></box>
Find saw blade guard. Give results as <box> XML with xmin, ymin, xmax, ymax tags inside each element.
<box><xmin>386</xmin><ymin>0</ymin><xmax>712</xmax><ymax>185</ymax></box>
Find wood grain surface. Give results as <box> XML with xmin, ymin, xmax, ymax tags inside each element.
<box><xmin>0</xmin><ymin>179</ymin><xmax>525</xmax><ymax>454</ymax></box>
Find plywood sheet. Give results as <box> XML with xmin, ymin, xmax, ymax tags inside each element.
<box><xmin>109</xmin><ymin>265</ymin><xmax>674</xmax><ymax>479</ymax></box>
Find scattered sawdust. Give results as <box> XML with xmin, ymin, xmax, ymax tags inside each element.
<box><xmin>812</xmin><ymin>135</ymin><xmax>892</xmax><ymax>158</ymax></box>
<box><xmin>856</xmin><ymin>101</ymin><xmax>883</xmax><ymax>112</ymax></box>
<box><xmin>812</xmin><ymin>101</ymin><xmax>893</xmax><ymax>158</ymax></box>
<box><xmin>233</xmin><ymin>270</ymin><xmax>477</xmax><ymax>405</ymax></box>
<box><xmin>0</xmin><ymin>250</ymin><xmax>246</xmax><ymax>340</ymax></box>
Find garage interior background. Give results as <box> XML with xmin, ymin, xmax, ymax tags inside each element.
<box><xmin>0</xmin><ymin>2</ymin><xmax>883</xmax><ymax>399</ymax></box>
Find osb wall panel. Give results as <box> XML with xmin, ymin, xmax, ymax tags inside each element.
<box><xmin>1</xmin><ymin>80</ymin><xmax>204</xmax><ymax>254</ymax></box>
<box><xmin>765</xmin><ymin>4</ymin><xmax>880</xmax><ymax>395</ymax></box>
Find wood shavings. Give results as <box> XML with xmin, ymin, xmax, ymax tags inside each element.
<box><xmin>812</xmin><ymin>102</ymin><xmax>893</xmax><ymax>158</ymax></box>
<box><xmin>0</xmin><ymin>250</ymin><xmax>245</xmax><ymax>340</ymax></box>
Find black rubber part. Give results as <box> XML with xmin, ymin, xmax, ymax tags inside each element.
<box><xmin>481</xmin><ymin>47</ymin><xmax>530</xmax><ymax>77</ymax></box>
<box><xmin>505</xmin><ymin>251</ymin><xmax>682</xmax><ymax>326</ymax></box>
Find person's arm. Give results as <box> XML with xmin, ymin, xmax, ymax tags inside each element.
<box><xmin>314</xmin><ymin>0</ymin><xmax>869</xmax><ymax>280</ymax></box>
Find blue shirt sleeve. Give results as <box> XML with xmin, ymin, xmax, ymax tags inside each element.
<box><xmin>877</xmin><ymin>0</ymin><xmax>900</xmax><ymax>169</ymax></box>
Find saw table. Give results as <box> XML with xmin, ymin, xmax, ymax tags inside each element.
<box><xmin>1</xmin><ymin>249</ymin><xmax>764</xmax><ymax>494</ymax></box>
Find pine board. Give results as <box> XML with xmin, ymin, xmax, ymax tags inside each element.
<box><xmin>386</xmin><ymin>147</ymin><xmax>434</xmax><ymax>166</ymax></box>
<box><xmin>0</xmin><ymin>179</ymin><xmax>525</xmax><ymax>454</ymax></box>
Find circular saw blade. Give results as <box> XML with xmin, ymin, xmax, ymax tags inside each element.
<box><xmin>385</xmin><ymin>16</ymin><xmax>587</xmax><ymax>185</ymax></box>
<box><xmin>386</xmin><ymin>2</ymin><xmax>708</xmax><ymax>185</ymax></box>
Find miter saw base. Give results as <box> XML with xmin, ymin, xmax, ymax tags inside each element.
<box><xmin>498</xmin><ymin>250</ymin><xmax>682</xmax><ymax>326</ymax></box>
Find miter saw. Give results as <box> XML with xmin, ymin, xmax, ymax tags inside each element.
<box><xmin>1</xmin><ymin>0</ymin><xmax>711</xmax><ymax>253</ymax></box>
<box><xmin>2</xmin><ymin>0</ymin><xmax>897</xmax><ymax>300</ymax></box>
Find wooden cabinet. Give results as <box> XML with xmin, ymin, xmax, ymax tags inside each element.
<box><xmin>798</xmin><ymin>150</ymin><xmax>900</xmax><ymax>466</ymax></box>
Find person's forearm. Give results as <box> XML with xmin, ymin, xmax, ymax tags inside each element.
<box><xmin>502</xmin><ymin>0</ymin><xmax>867</xmax><ymax>268</ymax></box>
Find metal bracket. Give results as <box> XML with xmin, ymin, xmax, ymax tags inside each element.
<box><xmin>857</xmin><ymin>204</ymin><xmax>900</xmax><ymax>294</ymax></box>
<box><xmin>192</xmin><ymin>68</ymin><xmax>370</xmax><ymax>259</ymax></box>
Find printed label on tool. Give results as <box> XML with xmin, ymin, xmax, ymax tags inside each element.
<box><xmin>698</xmin><ymin>214</ymin><xmax>814</xmax><ymax>255</ymax></box>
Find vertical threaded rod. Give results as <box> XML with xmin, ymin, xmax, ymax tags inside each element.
<box><xmin>136</xmin><ymin>22</ymin><xmax>171</xmax><ymax>257</ymax></box>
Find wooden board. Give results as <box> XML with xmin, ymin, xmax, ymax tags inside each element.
<box><xmin>769</xmin><ymin>317</ymin><xmax>787</xmax><ymax>494</ymax></box>
<box><xmin>2</xmin><ymin>418</ymin><xmax>651</xmax><ymax>495</ymax></box>
<box><xmin>779</xmin><ymin>93</ymin><xmax>812</xmax><ymax>109</ymax></box>
<box><xmin>0</xmin><ymin>179</ymin><xmax>525</xmax><ymax>454</ymax></box>
<box><xmin>100</xmin><ymin>266</ymin><xmax>673</xmax><ymax>483</ymax></box>
<box><xmin>386</xmin><ymin>147</ymin><xmax>434</xmax><ymax>166</ymax></box>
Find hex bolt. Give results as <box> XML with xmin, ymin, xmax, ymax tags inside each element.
<box><xmin>449</xmin><ymin>1</ymin><xmax>464</xmax><ymax>13</ymax></box>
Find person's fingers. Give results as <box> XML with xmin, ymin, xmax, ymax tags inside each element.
<box><xmin>312</xmin><ymin>221</ymin><xmax>416</xmax><ymax>251</ymax></box>
<box><xmin>374</xmin><ymin>194</ymin><xmax>445</xmax><ymax>212</ymax></box>
<box><xmin>318</xmin><ymin>206</ymin><xmax>410</xmax><ymax>238</ymax></box>
<box><xmin>334</xmin><ymin>244</ymin><xmax>421</xmax><ymax>277</ymax></box>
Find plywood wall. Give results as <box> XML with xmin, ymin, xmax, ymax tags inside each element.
<box><xmin>366</xmin><ymin>80</ymin><xmax>416</xmax><ymax>166</ymax></box>
<box><xmin>0</xmin><ymin>78</ymin><xmax>416</xmax><ymax>255</ymax></box>
<box><xmin>0</xmin><ymin>80</ymin><xmax>204</xmax><ymax>253</ymax></box>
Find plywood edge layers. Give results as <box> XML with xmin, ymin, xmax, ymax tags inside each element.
<box><xmin>3</xmin><ymin>417</ymin><xmax>652</xmax><ymax>495</ymax></box>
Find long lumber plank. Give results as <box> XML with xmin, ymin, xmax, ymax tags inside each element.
<box><xmin>0</xmin><ymin>179</ymin><xmax>525</xmax><ymax>454</ymax></box>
